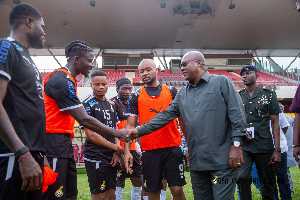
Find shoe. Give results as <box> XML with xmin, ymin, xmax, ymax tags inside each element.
<box><xmin>186</xmin><ymin>167</ymin><xmax>189</xmax><ymax>172</ymax></box>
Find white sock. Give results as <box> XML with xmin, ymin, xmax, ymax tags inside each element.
<box><xmin>160</xmin><ymin>190</ymin><xmax>166</xmax><ymax>200</ymax></box>
<box><xmin>143</xmin><ymin>196</ymin><xmax>148</xmax><ymax>200</ymax></box>
<box><xmin>115</xmin><ymin>186</ymin><xmax>124</xmax><ymax>200</ymax></box>
<box><xmin>131</xmin><ymin>186</ymin><xmax>142</xmax><ymax>200</ymax></box>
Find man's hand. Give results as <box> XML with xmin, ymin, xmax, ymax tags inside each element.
<box><xmin>229</xmin><ymin>145</ymin><xmax>244</xmax><ymax>170</ymax></box>
<box><xmin>293</xmin><ymin>146</ymin><xmax>300</xmax><ymax>162</ymax></box>
<box><xmin>111</xmin><ymin>152</ymin><xmax>120</xmax><ymax>167</ymax></box>
<box><xmin>245</xmin><ymin>131</ymin><xmax>252</xmax><ymax>141</ymax></box>
<box><xmin>117</xmin><ymin>129</ymin><xmax>133</xmax><ymax>142</ymax></box>
<box><xmin>19</xmin><ymin>154</ymin><xmax>43</xmax><ymax>192</ymax></box>
<box><xmin>115</xmin><ymin>146</ymin><xmax>124</xmax><ymax>157</ymax></box>
<box><xmin>126</xmin><ymin>129</ymin><xmax>138</xmax><ymax>141</ymax></box>
<box><xmin>124</xmin><ymin>151</ymin><xmax>133</xmax><ymax>174</ymax></box>
<box><xmin>269</xmin><ymin>151</ymin><xmax>281</xmax><ymax>169</ymax></box>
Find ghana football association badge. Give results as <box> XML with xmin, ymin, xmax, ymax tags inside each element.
<box><xmin>100</xmin><ymin>181</ymin><xmax>106</xmax><ymax>190</ymax></box>
<box><xmin>55</xmin><ymin>186</ymin><xmax>64</xmax><ymax>197</ymax></box>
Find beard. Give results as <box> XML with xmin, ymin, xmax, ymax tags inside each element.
<box><xmin>143</xmin><ymin>75</ymin><xmax>156</xmax><ymax>84</ymax></box>
<box><xmin>27</xmin><ymin>28</ymin><xmax>44</xmax><ymax>49</ymax></box>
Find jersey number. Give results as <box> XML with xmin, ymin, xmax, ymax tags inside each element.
<box><xmin>102</xmin><ymin>110</ymin><xmax>111</xmax><ymax>120</ymax></box>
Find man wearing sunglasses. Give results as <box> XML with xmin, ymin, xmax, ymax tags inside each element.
<box><xmin>128</xmin><ymin>51</ymin><xmax>247</xmax><ymax>200</ymax></box>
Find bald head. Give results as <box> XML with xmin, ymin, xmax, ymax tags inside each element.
<box><xmin>138</xmin><ymin>59</ymin><xmax>156</xmax><ymax>69</ymax></box>
<box><xmin>183</xmin><ymin>51</ymin><xmax>205</xmax><ymax>67</ymax></box>
<box><xmin>138</xmin><ymin>59</ymin><xmax>158</xmax><ymax>86</ymax></box>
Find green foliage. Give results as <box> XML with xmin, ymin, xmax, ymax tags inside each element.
<box><xmin>77</xmin><ymin>166</ymin><xmax>300</xmax><ymax>200</ymax></box>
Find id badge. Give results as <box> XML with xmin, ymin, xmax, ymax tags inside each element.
<box><xmin>247</xmin><ymin>127</ymin><xmax>254</xmax><ymax>138</ymax></box>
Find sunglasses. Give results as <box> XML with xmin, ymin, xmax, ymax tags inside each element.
<box><xmin>179</xmin><ymin>59</ymin><xmax>199</xmax><ymax>68</ymax></box>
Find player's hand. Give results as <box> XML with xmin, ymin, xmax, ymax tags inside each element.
<box><xmin>138</xmin><ymin>152</ymin><xmax>142</xmax><ymax>165</ymax></box>
<box><xmin>124</xmin><ymin>151</ymin><xmax>133</xmax><ymax>174</ymax></box>
<box><xmin>115</xmin><ymin>145</ymin><xmax>124</xmax><ymax>157</ymax></box>
<box><xmin>269</xmin><ymin>150</ymin><xmax>281</xmax><ymax>169</ymax></box>
<box><xmin>126</xmin><ymin>129</ymin><xmax>138</xmax><ymax>141</ymax></box>
<box><xmin>293</xmin><ymin>146</ymin><xmax>300</xmax><ymax>162</ymax></box>
<box><xmin>229</xmin><ymin>145</ymin><xmax>244</xmax><ymax>170</ymax></box>
<box><xmin>111</xmin><ymin>152</ymin><xmax>120</xmax><ymax>167</ymax></box>
<box><xmin>186</xmin><ymin>151</ymin><xmax>189</xmax><ymax>168</ymax></box>
<box><xmin>19</xmin><ymin>154</ymin><xmax>43</xmax><ymax>192</ymax></box>
<box><xmin>117</xmin><ymin>129</ymin><xmax>133</xmax><ymax>142</ymax></box>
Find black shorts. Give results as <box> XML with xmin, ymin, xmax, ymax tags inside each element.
<box><xmin>85</xmin><ymin>160</ymin><xmax>117</xmax><ymax>194</ymax></box>
<box><xmin>43</xmin><ymin>157</ymin><xmax>78</xmax><ymax>200</ymax></box>
<box><xmin>142</xmin><ymin>146</ymin><xmax>186</xmax><ymax>192</ymax></box>
<box><xmin>117</xmin><ymin>150</ymin><xmax>142</xmax><ymax>180</ymax></box>
<box><xmin>0</xmin><ymin>151</ymin><xmax>44</xmax><ymax>200</ymax></box>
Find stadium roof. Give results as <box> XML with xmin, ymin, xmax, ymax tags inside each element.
<box><xmin>1</xmin><ymin>0</ymin><xmax>300</xmax><ymax>57</ymax></box>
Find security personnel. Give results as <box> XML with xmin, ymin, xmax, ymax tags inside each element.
<box><xmin>238</xmin><ymin>65</ymin><xmax>282</xmax><ymax>200</ymax></box>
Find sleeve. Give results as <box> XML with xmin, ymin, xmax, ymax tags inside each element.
<box><xmin>114</xmin><ymin>103</ymin><xmax>119</xmax><ymax>125</ymax></box>
<box><xmin>82</xmin><ymin>101</ymin><xmax>94</xmax><ymax>117</ymax></box>
<box><xmin>0</xmin><ymin>40</ymin><xmax>15</xmax><ymax>81</ymax></box>
<box><xmin>129</xmin><ymin>93</ymin><xmax>139</xmax><ymax>116</ymax></box>
<box><xmin>269</xmin><ymin>91</ymin><xmax>281</xmax><ymax>115</ymax></box>
<box><xmin>45</xmin><ymin>75</ymin><xmax>82</xmax><ymax>111</ymax></box>
<box><xmin>137</xmin><ymin>90</ymin><xmax>181</xmax><ymax>137</ymax></box>
<box><xmin>221</xmin><ymin>76</ymin><xmax>247</xmax><ymax>143</ymax></box>
<box><xmin>279</xmin><ymin>112</ymin><xmax>290</xmax><ymax>129</ymax></box>
<box><xmin>290</xmin><ymin>85</ymin><xmax>300</xmax><ymax>113</ymax></box>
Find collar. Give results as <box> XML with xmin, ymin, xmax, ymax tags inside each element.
<box><xmin>62</xmin><ymin>66</ymin><xmax>77</xmax><ymax>82</ymax></box>
<box><xmin>243</xmin><ymin>85</ymin><xmax>262</xmax><ymax>99</ymax></box>
<box><xmin>187</xmin><ymin>71</ymin><xmax>210</xmax><ymax>88</ymax></box>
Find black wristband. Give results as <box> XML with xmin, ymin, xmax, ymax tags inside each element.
<box><xmin>292</xmin><ymin>145</ymin><xmax>300</xmax><ymax>147</ymax></box>
<box><xmin>14</xmin><ymin>146</ymin><xmax>29</xmax><ymax>160</ymax></box>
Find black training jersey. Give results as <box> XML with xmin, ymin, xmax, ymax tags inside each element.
<box><xmin>82</xmin><ymin>95</ymin><xmax>119</xmax><ymax>164</ymax></box>
<box><xmin>44</xmin><ymin>67</ymin><xmax>82</xmax><ymax>111</ymax></box>
<box><xmin>129</xmin><ymin>83</ymin><xmax>178</xmax><ymax>116</ymax></box>
<box><xmin>0</xmin><ymin>37</ymin><xmax>46</xmax><ymax>153</ymax></box>
<box><xmin>111</xmin><ymin>96</ymin><xmax>132</xmax><ymax>121</ymax></box>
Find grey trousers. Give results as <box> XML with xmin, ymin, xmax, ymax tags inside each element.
<box><xmin>190</xmin><ymin>168</ymin><xmax>238</xmax><ymax>200</ymax></box>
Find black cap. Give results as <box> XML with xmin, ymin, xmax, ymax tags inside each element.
<box><xmin>240</xmin><ymin>65</ymin><xmax>258</xmax><ymax>76</ymax></box>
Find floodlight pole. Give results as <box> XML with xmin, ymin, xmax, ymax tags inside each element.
<box><xmin>47</xmin><ymin>48</ymin><xmax>62</xmax><ymax>68</ymax></box>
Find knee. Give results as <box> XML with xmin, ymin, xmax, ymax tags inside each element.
<box><xmin>117</xmin><ymin>179</ymin><xmax>125</xmax><ymax>188</ymax></box>
<box><xmin>169</xmin><ymin>186</ymin><xmax>184</xmax><ymax>196</ymax></box>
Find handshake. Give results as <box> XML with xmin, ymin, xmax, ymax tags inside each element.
<box><xmin>117</xmin><ymin>128</ymin><xmax>139</xmax><ymax>142</ymax></box>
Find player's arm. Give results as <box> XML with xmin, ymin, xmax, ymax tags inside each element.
<box><xmin>84</xmin><ymin>128</ymin><xmax>123</xmax><ymax>153</ymax></box>
<box><xmin>0</xmin><ymin>76</ymin><xmax>42</xmax><ymax>191</ymax></box>
<box><xmin>269</xmin><ymin>114</ymin><xmax>281</xmax><ymax>168</ymax></box>
<box><xmin>68</xmin><ymin>107</ymin><xmax>130</xmax><ymax>141</ymax></box>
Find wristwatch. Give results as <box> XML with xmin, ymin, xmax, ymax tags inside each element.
<box><xmin>274</xmin><ymin>147</ymin><xmax>281</xmax><ymax>152</ymax></box>
<box><xmin>232</xmin><ymin>141</ymin><xmax>241</xmax><ymax>147</ymax></box>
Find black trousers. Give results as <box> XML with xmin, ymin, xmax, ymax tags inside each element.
<box><xmin>238</xmin><ymin>150</ymin><xmax>274</xmax><ymax>200</ymax></box>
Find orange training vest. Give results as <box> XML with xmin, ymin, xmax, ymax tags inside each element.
<box><xmin>43</xmin><ymin>68</ymin><xmax>77</xmax><ymax>139</ymax></box>
<box><xmin>138</xmin><ymin>84</ymin><xmax>182</xmax><ymax>151</ymax></box>
<box><xmin>117</xmin><ymin>120</ymin><xmax>136</xmax><ymax>150</ymax></box>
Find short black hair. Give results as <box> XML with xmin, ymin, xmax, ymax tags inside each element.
<box><xmin>91</xmin><ymin>70</ymin><xmax>107</xmax><ymax>79</ymax></box>
<box><xmin>9</xmin><ymin>3</ymin><xmax>42</xmax><ymax>30</ymax></box>
<box><xmin>116</xmin><ymin>78</ymin><xmax>131</xmax><ymax>88</ymax></box>
<box><xmin>65</xmin><ymin>40</ymin><xmax>93</xmax><ymax>62</ymax></box>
